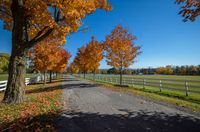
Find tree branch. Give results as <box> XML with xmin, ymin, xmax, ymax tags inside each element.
<box><xmin>27</xmin><ymin>27</ymin><xmax>54</xmax><ymax>49</ymax></box>
<box><xmin>0</xmin><ymin>7</ymin><xmax>12</xmax><ymax>17</ymax></box>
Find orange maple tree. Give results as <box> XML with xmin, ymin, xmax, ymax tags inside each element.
<box><xmin>176</xmin><ymin>0</ymin><xmax>200</xmax><ymax>21</ymax></box>
<box><xmin>0</xmin><ymin>0</ymin><xmax>111</xmax><ymax>103</ymax></box>
<box><xmin>73</xmin><ymin>45</ymin><xmax>90</xmax><ymax>78</ymax></box>
<box><xmin>30</xmin><ymin>39</ymin><xmax>70</xmax><ymax>84</ymax></box>
<box><xmin>85</xmin><ymin>36</ymin><xmax>103</xmax><ymax>78</ymax></box>
<box><xmin>104</xmin><ymin>25</ymin><xmax>141</xmax><ymax>85</ymax></box>
<box><xmin>69</xmin><ymin>62</ymin><xmax>79</xmax><ymax>74</ymax></box>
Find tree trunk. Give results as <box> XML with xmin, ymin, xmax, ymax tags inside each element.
<box><xmin>93</xmin><ymin>70</ymin><xmax>96</xmax><ymax>80</ymax></box>
<box><xmin>3</xmin><ymin>1</ymin><xmax>26</xmax><ymax>104</ymax></box>
<box><xmin>49</xmin><ymin>70</ymin><xmax>52</xmax><ymax>83</ymax></box>
<box><xmin>84</xmin><ymin>71</ymin><xmax>86</xmax><ymax>79</ymax></box>
<box><xmin>120</xmin><ymin>68</ymin><xmax>123</xmax><ymax>85</ymax></box>
<box><xmin>3</xmin><ymin>54</ymin><xmax>26</xmax><ymax>104</ymax></box>
<box><xmin>43</xmin><ymin>71</ymin><xmax>47</xmax><ymax>85</ymax></box>
<box><xmin>56</xmin><ymin>72</ymin><xmax>58</xmax><ymax>78</ymax></box>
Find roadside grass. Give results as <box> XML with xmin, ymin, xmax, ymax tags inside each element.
<box><xmin>78</xmin><ymin>77</ymin><xmax>200</xmax><ymax>112</ymax></box>
<box><xmin>0</xmin><ymin>73</ymin><xmax>39</xmax><ymax>81</ymax></box>
<box><xmin>0</xmin><ymin>80</ymin><xmax>63</xmax><ymax>131</ymax></box>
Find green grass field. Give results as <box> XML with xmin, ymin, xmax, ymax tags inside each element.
<box><xmin>0</xmin><ymin>74</ymin><xmax>39</xmax><ymax>81</ymax></box>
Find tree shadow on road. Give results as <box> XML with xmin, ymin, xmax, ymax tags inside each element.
<box><xmin>56</xmin><ymin>109</ymin><xmax>200</xmax><ymax>132</ymax></box>
<box><xmin>26</xmin><ymin>80</ymin><xmax>102</xmax><ymax>94</ymax></box>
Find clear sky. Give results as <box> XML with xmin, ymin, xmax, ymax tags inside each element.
<box><xmin>0</xmin><ymin>0</ymin><xmax>199</xmax><ymax>69</ymax></box>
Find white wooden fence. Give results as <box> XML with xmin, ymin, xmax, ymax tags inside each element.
<box><xmin>0</xmin><ymin>74</ymin><xmax>57</xmax><ymax>92</ymax></box>
<box><xmin>77</xmin><ymin>74</ymin><xmax>200</xmax><ymax>96</ymax></box>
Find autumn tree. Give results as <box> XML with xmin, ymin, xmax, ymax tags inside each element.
<box><xmin>156</xmin><ymin>66</ymin><xmax>173</xmax><ymax>75</ymax></box>
<box><xmin>51</xmin><ymin>48</ymin><xmax>71</xmax><ymax>81</ymax></box>
<box><xmin>69</xmin><ymin>62</ymin><xmax>79</xmax><ymax>74</ymax></box>
<box><xmin>30</xmin><ymin>39</ymin><xmax>70</xmax><ymax>84</ymax></box>
<box><xmin>74</xmin><ymin>46</ymin><xmax>89</xmax><ymax>78</ymax></box>
<box><xmin>85</xmin><ymin>36</ymin><xmax>103</xmax><ymax>78</ymax></box>
<box><xmin>104</xmin><ymin>25</ymin><xmax>141</xmax><ymax>85</ymax></box>
<box><xmin>176</xmin><ymin>0</ymin><xmax>200</xmax><ymax>21</ymax></box>
<box><xmin>0</xmin><ymin>0</ymin><xmax>111</xmax><ymax>103</ymax></box>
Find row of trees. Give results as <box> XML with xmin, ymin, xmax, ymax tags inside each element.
<box><xmin>70</xmin><ymin>25</ymin><xmax>141</xmax><ymax>85</ymax></box>
<box><xmin>0</xmin><ymin>0</ymin><xmax>112</xmax><ymax>104</ymax></box>
<box><xmin>155</xmin><ymin>65</ymin><xmax>200</xmax><ymax>75</ymax></box>
<box><xmin>0</xmin><ymin>0</ymin><xmax>198</xmax><ymax>104</ymax></box>
<box><xmin>102</xmin><ymin>65</ymin><xmax>200</xmax><ymax>76</ymax></box>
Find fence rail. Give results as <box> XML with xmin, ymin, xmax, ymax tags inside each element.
<box><xmin>77</xmin><ymin>74</ymin><xmax>200</xmax><ymax>96</ymax></box>
<box><xmin>0</xmin><ymin>74</ymin><xmax>57</xmax><ymax>92</ymax></box>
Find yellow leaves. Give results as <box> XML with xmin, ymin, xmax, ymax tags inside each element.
<box><xmin>104</xmin><ymin>25</ymin><xmax>141</xmax><ymax>69</ymax></box>
<box><xmin>0</xmin><ymin>0</ymin><xmax>112</xmax><ymax>47</ymax></box>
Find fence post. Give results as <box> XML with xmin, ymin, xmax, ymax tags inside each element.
<box><xmin>185</xmin><ymin>81</ymin><xmax>189</xmax><ymax>96</ymax></box>
<box><xmin>143</xmin><ymin>79</ymin><xmax>146</xmax><ymax>89</ymax></box>
<box><xmin>159</xmin><ymin>80</ymin><xmax>162</xmax><ymax>92</ymax></box>
<box><xmin>132</xmin><ymin>78</ymin><xmax>134</xmax><ymax>87</ymax></box>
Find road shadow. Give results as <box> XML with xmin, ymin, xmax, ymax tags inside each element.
<box><xmin>26</xmin><ymin>79</ymin><xmax>101</xmax><ymax>94</ymax></box>
<box><xmin>56</xmin><ymin>109</ymin><xmax>200</xmax><ymax>132</ymax></box>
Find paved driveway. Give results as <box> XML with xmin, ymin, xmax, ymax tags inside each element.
<box><xmin>56</xmin><ymin>76</ymin><xmax>200</xmax><ymax>132</ymax></box>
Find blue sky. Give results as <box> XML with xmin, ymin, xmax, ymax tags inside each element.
<box><xmin>0</xmin><ymin>0</ymin><xmax>200</xmax><ymax>69</ymax></box>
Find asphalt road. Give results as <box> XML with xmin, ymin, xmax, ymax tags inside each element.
<box><xmin>56</xmin><ymin>76</ymin><xmax>200</xmax><ymax>132</ymax></box>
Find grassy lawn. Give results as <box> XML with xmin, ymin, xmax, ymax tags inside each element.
<box><xmin>0</xmin><ymin>80</ymin><xmax>63</xmax><ymax>131</ymax></box>
<box><xmin>0</xmin><ymin>73</ymin><xmax>39</xmax><ymax>81</ymax></box>
<box><xmin>77</xmin><ymin>75</ymin><xmax>200</xmax><ymax>112</ymax></box>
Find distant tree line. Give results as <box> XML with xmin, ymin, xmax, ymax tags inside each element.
<box><xmin>100</xmin><ymin>65</ymin><xmax>200</xmax><ymax>76</ymax></box>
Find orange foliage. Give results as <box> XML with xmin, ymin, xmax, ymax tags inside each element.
<box><xmin>156</xmin><ymin>66</ymin><xmax>174</xmax><ymax>75</ymax></box>
<box><xmin>70</xmin><ymin>62</ymin><xmax>79</xmax><ymax>74</ymax></box>
<box><xmin>85</xmin><ymin>36</ymin><xmax>103</xmax><ymax>73</ymax></box>
<box><xmin>30</xmin><ymin>39</ymin><xmax>70</xmax><ymax>73</ymax></box>
<box><xmin>176</xmin><ymin>0</ymin><xmax>200</xmax><ymax>21</ymax></box>
<box><xmin>74</xmin><ymin>45</ymin><xmax>89</xmax><ymax>73</ymax></box>
<box><xmin>104</xmin><ymin>25</ymin><xmax>141</xmax><ymax>70</ymax></box>
<box><xmin>73</xmin><ymin>36</ymin><xmax>103</xmax><ymax>74</ymax></box>
<box><xmin>0</xmin><ymin>0</ymin><xmax>112</xmax><ymax>45</ymax></box>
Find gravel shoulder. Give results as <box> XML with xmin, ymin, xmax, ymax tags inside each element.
<box><xmin>56</xmin><ymin>76</ymin><xmax>200</xmax><ymax>132</ymax></box>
